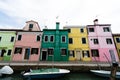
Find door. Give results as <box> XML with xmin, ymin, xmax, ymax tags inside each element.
<box><xmin>24</xmin><ymin>48</ymin><xmax>30</xmax><ymax>60</ymax></box>
<box><xmin>76</xmin><ymin>51</ymin><xmax>82</xmax><ymax>60</ymax></box>
<box><xmin>42</xmin><ymin>51</ymin><xmax>47</xmax><ymax>61</ymax></box>
<box><xmin>109</xmin><ymin>50</ymin><xmax>116</xmax><ymax>62</ymax></box>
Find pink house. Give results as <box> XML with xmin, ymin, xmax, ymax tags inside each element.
<box><xmin>12</xmin><ymin>20</ymin><xmax>42</xmax><ymax>61</ymax></box>
<box><xmin>87</xmin><ymin>19</ymin><xmax>119</xmax><ymax>62</ymax></box>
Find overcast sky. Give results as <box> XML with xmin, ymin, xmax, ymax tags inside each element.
<box><xmin>0</xmin><ymin>0</ymin><xmax>120</xmax><ymax>33</ymax></box>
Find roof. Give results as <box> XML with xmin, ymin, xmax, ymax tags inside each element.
<box><xmin>26</xmin><ymin>20</ymin><xmax>38</xmax><ymax>24</ymax></box>
<box><xmin>0</xmin><ymin>29</ymin><xmax>42</xmax><ymax>32</ymax></box>
<box><xmin>64</xmin><ymin>25</ymin><xmax>86</xmax><ymax>28</ymax></box>
<box><xmin>112</xmin><ymin>34</ymin><xmax>120</xmax><ymax>36</ymax></box>
<box><xmin>87</xmin><ymin>24</ymin><xmax>111</xmax><ymax>26</ymax></box>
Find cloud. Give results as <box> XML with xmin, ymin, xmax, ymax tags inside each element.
<box><xmin>0</xmin><ymin>0</ymin><xmax>120</xmax><ymax>33</ymax></box>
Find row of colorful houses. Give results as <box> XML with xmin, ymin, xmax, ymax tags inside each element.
<box><xmin>0</xmin><ymin>19</ymin><xmax>120</xmax><ymax>62</ymax></box>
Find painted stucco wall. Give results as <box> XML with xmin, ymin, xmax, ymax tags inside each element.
<box><xmin>113</xmin><ymin>35</ymin><xmax>120</xmax><ymax>60</ymax></box>
<box><xmin>12</xmin><ymin>32</ymin><xmax>42</xmax><ymax>61</ymax></box>
<box><xmin>41</xmin><ymin>29</ymin><xmax>69</xmax><ymax>61</ymax></box>
<box><xmin>88</xmin><ymin>25</ymin><xmax>119</xmax><ymax>62</ymax></box>
<box><xmin>64</xmin><ymin>27</ymin><xmax>91</xmax><ymax>61</ymax></box>
<box><xmin>0</xmin><ymin>31</ymin><xmax>16</xmax><ymax>61</ymax></box>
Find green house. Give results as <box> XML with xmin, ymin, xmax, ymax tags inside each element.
<box><xmin>40</xmin><ymin>22</ymin><xmax>69</xmax><ymax>61</ymax></box>
<box><xmin>0</xmin><ymin>30</ymin><xmax>16</xmax><ymax>61</ymax></box>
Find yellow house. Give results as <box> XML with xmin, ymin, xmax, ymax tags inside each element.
<box><xmin>64</xmin><ymin>26</ymin><xmax>91</xmax><ymax>61</ymax></box>
<box><xmin>113</xmin><ymin>34</ymin><xmax>120</xmax><ymax>60</ymax></box>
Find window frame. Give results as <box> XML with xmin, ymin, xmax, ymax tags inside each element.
<box><xmin>68</xmin><ymin>29</ymin><xmax>71</xmax><ymax>33</ymax></box>
<box><xmin>29</xmin><ymin>24</ymin><xmax>33</xmax><ymax>29</ymax></box>
<box><xmin>82</xmin><ymin>50</ymin><xmax>90</xmax><ymax>58</ymax></box>
<box><xmin>93</xmin><ymin>39</ymin><xmax>99</xmax><ymax>44</ymax></box>
<box><xmin>80</xmin><ymin>28</ymin><xmax>84</xmax><ymax>33</ymax></box>
<box><xmin>106</xmin><ymin>38</ymin><xmax>112</xmax><ymax>44</ymax></box>
<box><xmin>82</xmin><ymin>38</ymin><xmax>86</xmax><ymax>44</ymax></box>
<box><xmin>61</xmin><ymin>35</ymin><xmax>66</xmax><ymax>43</ymax></box>
<box><xmin>36</xmin><ymin>35</ymin><xmax>40</xmax><ymax>41</ymax></box>
<box><xmin>116</xmin><ymin>38</ymin><xmax>120</xmax><ymax>43</ymax></box>
<box><xmin>7</xmin><ymin>50</ymin><xmax>12</xmax><ymax>56</ymax></box>
<box><xmin>91</xmin><ymin>49</ymin><xmax>99</xmax><ymax>57</ymax></box>
<box><xmin>17</xmin><ymin>35</ymin><xmax>22</xmax><ymax>41</ymax></box>
<box><xmin>44</xmin><ymin>35</ymin><xmax>48</xmax><ymax>42</ymax></box>
<box><xmin>10</xmin><ymin>36</ymin><xmax>14</xmax><ymax>42</ymax></box>
<box><xmin>50</xmin><ymin>35</ymin><xmax>54</xmax><ymax>42</ymax></box>
<box><xmin>48</xmin><ymin>48</ymin><xmax>54</xmax><ymax>56</ymax></box>
<box><xmin>14</xmin><ymin>47</ymin><xmax>22</xmax><ymax>54</ymax></box>
<box><xmin>31</xmin><ymin>48</ymin><xmax>38</xmax><ymax>55</ymax></box>
<box><xmin>89</xmin><ymin>28</ymin><xmax>94</xmax><ymax>32</ymax></box>
<box><xmin>103</xmin><ymin>27</ymin><xmax>110</xmax><ymax>32</ymax></box>
<box><xmin>69</xmin><ymin>38</ymin><xmax>73</xmax><ymax>44</ymax></box>
<box><xmin>0</xmin><ymin>37</ymin><xmax>2</xmax><ymax>41</ymax></box>
<box><xmin>69</xmin><ymin>50</ymin><xmax>75</xmax><ymax>57</ymax></box>
<box><xmin>61</xmin><ymin>48</ymin><xmax>67</xmax><ymax>56</ymax></box>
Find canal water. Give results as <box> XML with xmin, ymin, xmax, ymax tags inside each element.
<box><xmin>0</xmin><ymin>72</ymin><xmax>112</xmax><ymax>80</ymax></box>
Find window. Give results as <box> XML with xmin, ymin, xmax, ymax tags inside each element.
<box><xmin>10</xmin><ymin>37</ymin><xmax>14</xmax><ymax>42</ymax></box>
<box><xmin>0</xmin><ymin>37</ymin><xmax>1</xmax><ymax>41</ymax></box>
<box><xmin>61</xmin><ymin>36</ymin><xmax>66</xmax><ymax>43</ymax></box>
<box><xmin>37</xmin><ymin>35</ymin><xmax>40</xmax><ymax>41</ymax></box>
<box><xmin>69</xmin><ymin>50</ymin><xmax>75</xmax><ymax>57</ymax></box>
<box><xmin>69</xmin><ymin>38</ymin><xmax>73</xmax><ymax>44</ymax></box>
<box><xmin>106</xmin><ymin>38</ymin><xmax>112</xmax><ymax>44</ymax></box>
<box><xmin>68</xmin><ymin>29</ymin><xmax>71</xmax><ymax>33</ymax></box>
<box><xmin>18</xmin><ymin>35</ymin><xmax>22</xmax><ymax>41</ymax></box>
<box><xmin>82</xmin><ymin>50</ymin><xmax>90</xmax><ymax>57</ymax></box>
<box><xmin>14</xmin><ymin>47</ymin><xmax>22</xmax><ymax>54</ymax></box>
<box><xmin>61</xmin><ymin>49</ymin><xmax>67</xmax><ymax>56</ymax></box>
<box><xmin>89</xmin><ymin>28</ymin><xmax>94</xmax><ymax>32</ymax></box>
<box><xmin>1</xmin><ymin>49</ymin><xmax>6</xmax><ymax>57</ymax></box>
<box><xmin>103</xmin><ymin>27</ymin><xmax>110</xmax><ymax>32</ymax></box>
<box><xmin>29</xmin><ymin>24</ymin><xmax>33</xmax><ymax>29</ymax></box>
<box><xmin>82</xmin><ymin>38</ymin><xmax>86</xmax><ymax>44</ymax></box>
<box><xmin>80</xmin><ymin>28</ymin><xmax>84</xmax><ymax>33</ymax></box>
<box><xmin>48</xmin><ymin>48</ymin><xmax>53</xmax><ymax>55</ymax></box>
<box><xmin>119</xmin><ymin>49</ymin><xmax>120</xmax><ymax>53</ymax></box>
<box><xmin>93</xmin><ymin>39</ymin><xmax>99</xmax><ymax>44</ymax></box>
<box><xmin>50</xmin><ymin>36</ymin><xmax>54</xmax><ymax>42</ymax></box>
<box><xmin>44</xmin><ymin>36</ymin><xmax>48</xmax><ymax>42</ymax></box>
<box><xmin>116</xmin><ymin>38</ymin><xmax>120</xmax><ymax>43</ymax></box>
<box><xmin>7</xmin><ymin>50</ymin><xmax>12</xmax><ymax>56</ymax></box>
<box><xmin>91</xmin><ymin>49</ymin><xmax>99</xmax><ymax>57</ymax></box>
<box><xmin>31</xmin><ymin>48</ymin><xmax>38</xmax><ymax>54</ymax></box>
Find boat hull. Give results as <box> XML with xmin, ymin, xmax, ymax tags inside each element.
<box><xmin>25</xmin><ymin>73</ymin><xmax>66</xmax><ymax>78</ymax></box>
<box><xmin>90</xmin><ymin>70</ymin><xmax>120</xmax><ymax>79</ymax></box>
<box><xmin>23</xmin><ymin>68</ymin><xmax>70</xmax><ymax>79</ymax></box>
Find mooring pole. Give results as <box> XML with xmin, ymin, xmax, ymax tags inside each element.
<box><xmin>110</xmin><ymin>62</ymin><xmax>118</xmax><ymax>80</ymax></box>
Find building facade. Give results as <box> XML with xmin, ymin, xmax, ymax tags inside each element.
<box><xmin>113</xmin><ymin>34</ymin><xmax>120</xmax><ymax>60</ymax></box>
<box><xmin>40</xmin><ymin>22</ymin><xmax>69</xmax><ymax>61</ymax></box>
<box><xmin>87</xmin><ymin>19</ymin><xmax>119</xmax><ymax>62</ymax></box>
<box><xmin>12</xmin><ymin>20</ymin><xmax>42</xmax><ymax>61</ymax></box>
<box><xmin>64</xmin><ymin>26</ymin><xmax>91</xmax><ymax>61</ymax></box>
<box><xmin>0</xmin><ymin>30</ymin><xmax>16</xmax><ymax>61</ymax></box>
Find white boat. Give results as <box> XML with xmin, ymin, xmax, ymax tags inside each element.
<box><xmin>90</xmin><ymin>70</ymin><xmax>120</xmax><ymax>78</ymax></box>
<box><xmin>22</xmin><ymin>68</ymin><xmax>70</xmax><ymax>79</ymax></box>
<box><xmin>0</xmin><ymin>66</ymin><xmax>14</xmax><ymax>77</ymax></box>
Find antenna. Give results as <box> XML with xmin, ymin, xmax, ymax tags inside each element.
<box><xmin>44</xmin><ymin>19</ymin><xmax>48</xmax><ymax>29</ymax></box>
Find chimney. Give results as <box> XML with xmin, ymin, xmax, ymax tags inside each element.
<box><xmin>94</xmin><ymin>19</ymin><xmax>98</xmax><ymax>25</ymax></box>
<box><xmin>56</xmin><ymin>22</ymin><xmax>60</xmax><ymax>30</ymax></box>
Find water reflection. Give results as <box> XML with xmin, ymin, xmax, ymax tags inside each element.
<box><xmin>0</xmin><ymin>72</ymin><xmax>110</xmax><ymax>80</ymax></box>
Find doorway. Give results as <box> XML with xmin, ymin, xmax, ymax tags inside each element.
<box><xmin>109</xmin><ymin>50</ymin><xmax>116</xmax><ymax>62</ymax></box>
<box><xmin>24</xmin><ymin>48</ymin><xmax>30</xmax><ymax>60</ymax></box>
<box><xmin>76</xmin><ymin>51</ymin><xmax>82</xmax><ymax>60</ymax></box>
<box><xmin>42</xmin><ymin>51</ymin><xmax>47</xmax><ymax>61</ymax></box>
